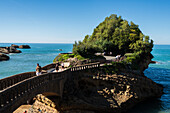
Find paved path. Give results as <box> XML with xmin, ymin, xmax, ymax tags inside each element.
<box><xmin>46</xmin><ymin>68</ymin><xmax>66</xmax><ymax>73</ymax></box>
<box><xmin>104</xmin><ymin>56</ymin><xmax>116</xmax><ymax>61</ymax></box>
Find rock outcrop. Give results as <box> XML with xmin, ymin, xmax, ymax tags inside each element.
<box><xmin>59</xmin><ymin>66</ymin><xmax>163</xmax><ymax>113</ymax></box>
<box><xmin>50</xmin><ymin>53</ymin><xmax>163</xmax><ymax>113</ymax></box>
<box><xmin>0</xmin><ymin>46</ymin><xmax>21</xmax><ymax>54</ymax></box>
<box><xmin>0</xmin><ymin>47</ymin><xmax>9</xmax><ymax>54</ymax></box>
<box><xmin>28</xmin><ymin>94</ymin><xmax>58</xmax><ymax>113</ymax></box>
<box><xmin>19</xmin><ymin>45</ymin><xmax>31</xmax><ymax>49</ymax></box>
<box><xmin>0</xmin><ymin>53</ymin><xmax>10</xmax><ymax>61</ymax></box>
<box><xmin>7</xmin><ymin>46</ymin><xmax>22</xmax><ymax>53</ymax></box>
<box><xmin>11</xmin><ymin>44</ymin><xmax>19</xmax><ymax>48</ymax></box>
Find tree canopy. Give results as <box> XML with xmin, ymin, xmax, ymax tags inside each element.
<box><xmin>73</xmin><ymin>14</ymin><xmax>153</xmax><ymax>57</ymax></box>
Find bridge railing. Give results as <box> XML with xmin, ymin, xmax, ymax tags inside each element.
<box><xmin>0</xmin><ymin>62</ymin><xmax>100</xmax><ymax>91</ymax></box>
<box><xmin>0</xmin><ymin>68</ymin><xmax>71</xmax><ymax>109</ymax></box>
<box><xmin>0</xmin><ymin>72</ymin><xmax>51</xmax><ymax>109</ymax></box>
<box><xmin>0</xmin><ymin>72</ymin><xmax>35</xmax><ymax>90</ymax></box>
<box><xmin>0</xmin><ymin>63</ymin><xmax>57</xmax><ymax>91</ymax></box>
<box><xmin>41</xmin><ymin>63</ymin><xmax>56</xmax><ymax>70</ymax></box>
<box><xmin>71</xmin><ymin>62</ymin><xmax>100</xmax><ymax>71</ymax></box>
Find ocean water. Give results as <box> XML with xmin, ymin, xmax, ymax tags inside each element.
<box><xmin>127</xmin><ymin>45</ymin><xmax>170</xmax><ymax>113</ymax></box>
<box><xmin>0</xmin><ymin>44</ymin><xmax>170</xmax><ymax>112</ymax></box>
<box><xmin>0</xmin><ymin>43</ymin><xmax>73</xmax><ymax>78</ymax></box>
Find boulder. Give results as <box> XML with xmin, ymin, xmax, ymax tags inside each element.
<box><xmin>29</xmin><ymin>94</ymin><xmax>58</xmax><ymax>113</ymax></box>
<box><xmin>6</xmin><ymin>47</ymin><xmax>22</xmax><ymax>53</ymax></box>
<box><xmin>0</xmin><ymin>53</ymin><xmax>10</xmax><ymax>61</ymax></box>
<box><xmin>11</xmin><ymin>44</ymin><xmax>19</xmax><ymax>48</ymax></box>
<box><xmin>0</xmin><ymin>47</ymin><xmax>9</xmax><ymax>54</ymax></box>
<box><xmin>0</xmin><ymin>47</ymin><xmax>21</xmax><ymax>54</ymax></box>
<box><xmin>19</xmin><ymin>45</ymin><xmax>31</xmax><ymax>49</ymax></box>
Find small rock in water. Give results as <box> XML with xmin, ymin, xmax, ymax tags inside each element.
<box><xmin>19</xmin><ymin>45</ymin><xmax>31</xmax><ymax>49</ymax></box>
<box><xmin>11</xmin><ymin>44</ymin><xmax>19</xmax><ymax>48</ymax></box>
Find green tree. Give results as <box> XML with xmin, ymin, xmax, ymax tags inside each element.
<box><xmin>72</xmin><ymin>14</ymin><xmax>153</xmax><ymax>57</ymax></box>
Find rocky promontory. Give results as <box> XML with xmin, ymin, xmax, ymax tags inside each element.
<box><xmin>28</xmin><ymin>53</ymin><xmax>163</xmax><ymax>113</ymax></box>
<box><xmin>58</xmin><ymin>54</ymin><xmax>163</xmax><ymax>113</ymax></box>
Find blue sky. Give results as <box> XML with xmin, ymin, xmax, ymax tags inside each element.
<box><xmin>0</xmin><ymin>0</ymin><xmax>169</xmax><ymax>44</ymax></box>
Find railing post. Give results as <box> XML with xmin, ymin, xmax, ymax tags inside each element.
<box><xmin>0</xmin><ymin>95</ymin><xmax>2</xmax><ymax>108</ymax></box>
<box><xmin>0</xmin><ymin>94</ymin><xmax>5</xmax><ymax>108</ymax></box>
<box><xmin>5</xmin><ymin>92</ymin><xmax>10</xmax><ymax>104</ymax></box>
<box><xmin>10</xmin><ymin>89</ymin><xmax>15</xmax><ymax>102</ymax></box>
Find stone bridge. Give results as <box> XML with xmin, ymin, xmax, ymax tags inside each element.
<box><xmin>0</xmin><ymin>62</ymin><xmax>100</xmax><ymax>113</ymax></box>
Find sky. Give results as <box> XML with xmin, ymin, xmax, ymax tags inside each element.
<box><xmin>0</xmin><ymin>0</ymin><xmax>170</xmax><ymax>44</ymax></box>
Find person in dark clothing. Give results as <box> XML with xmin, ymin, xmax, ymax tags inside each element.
<box><xmin>55</xmin><ymin>63</ymin><xmax>59</xmax><ymax>72</ymax></box>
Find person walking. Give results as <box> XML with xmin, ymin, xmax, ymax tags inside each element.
<box><xmin>36</xmin><ymin>63</ymin><xmax>42</xmax><ymax>76</ymax></box>
<box><xmin>55</xmin><ymin>63</ymin><xmax>59</xmax><ymax>72</ymax></box>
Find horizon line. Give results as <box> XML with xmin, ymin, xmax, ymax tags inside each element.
<box><xmin>0</xmin><ymin>42</ymin><xmax>170</xmax><ymax>45</ymax></box>
<box><xmin>0</xmin><ymin>42</ymin><xmax>74</xmax><ymax>44</ymax></box>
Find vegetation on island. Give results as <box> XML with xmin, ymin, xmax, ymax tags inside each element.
<box><xmin>73</xmin><ymin>14</ymin><xmax>153</xmax><ymax>55</ymax></box>
<box><xmin>54</xmin><ymin>14</ymin><xmax>153</xmax><ymax>70</ymax></box>
<box><xmin>72</xmin><ymin>14</ymin><xmax>153</xmax><ymax>68</ymax></box>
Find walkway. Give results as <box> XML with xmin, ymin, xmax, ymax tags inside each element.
<box><xmin>0</xmin><ymin>62</ymin><xmax>100</xmax><ymax>113</ymax></box>
<box><xmin>104</xmin><ymin>56</ymin><xmax>116</xmax><ymax>61</ymax></box>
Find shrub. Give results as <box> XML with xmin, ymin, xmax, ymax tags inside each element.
<box><xmin>74</xmin><ymin>54</ymin><xmax>85</xmax><ymax>60</ymax></box>
<box><xmin>53</xmin><ymin>53</ymin><xmax>86</xmax><ymax>63</ymax></box>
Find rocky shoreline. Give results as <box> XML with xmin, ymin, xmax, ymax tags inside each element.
<box><xmin>0</xmin><ymin>44</ymin><xmax>31</xmax><ymax>61</ymax></box>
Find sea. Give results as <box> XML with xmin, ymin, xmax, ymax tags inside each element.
<box><xmin>0</xmin><ymin>43</ymin><xmax>170</xmax><ymax>113</ymax></box>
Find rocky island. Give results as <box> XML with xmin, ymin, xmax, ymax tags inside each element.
<box><xmin>27</xmin><ymin>14</ymin><xmax>163</xmax><ymax>113</ymax></box>
<box><xmin>0</xmin><ymin>44</ymin><xmax>31</xmax><ymax>61</ymax></box>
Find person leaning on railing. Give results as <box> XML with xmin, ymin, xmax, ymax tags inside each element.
<box><xmin>36</xmin><ymin>63</ymin><xmax>42</xmax><ymax>76</ymax></box>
